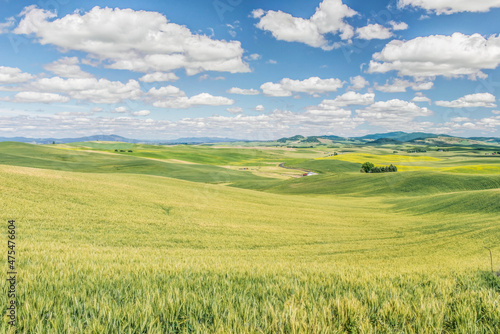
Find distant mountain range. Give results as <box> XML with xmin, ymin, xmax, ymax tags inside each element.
<box><xmin>0</xmin><ymin>132</ymin><xmax>499</xmax><ymax>145</ymax></box>
<box><xmin>277</xmin><ymin>132</ymin><xmax>446</xmax><ymax>143</ymax></box>
<box><xmin>356</xmin><ymin>131</ymin><xmax>450</xmax><ymax>142</ymax></box>
<box><xmin>366</xmin><ymin>138</ymin><xmax>402</xmax><ymax>145</ymax></box>
<box><xmin>0</xmin><ymin>135</ymin><xmax>136</xmax><ymax>144</ymax></box>
<box><xmin>276</xmin><ymin>132</ymin><xmax>500</xmax><ymax>145</ymax></box>
<box><xmin>0</xmin><ymin>135</ymin><xmax>245</xmax><ymax>145</ymax></box>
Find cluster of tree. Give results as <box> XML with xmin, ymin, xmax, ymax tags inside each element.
<box><xmin>302</xmin><ymin>136</ymin><xmax>321</xmax><ymax>143</ymax></box>
<box><xmin>407</xmin><ymin>148</ymin><xmax>427</xmax><ymax>153</ymax></box>
<box><xmin>360</xmin><ymin>162</ymin><xmax>397</xmax><ymax>173</ymax></box>
<box><xmin>369</xmin><ymin>165</ymin><xmax>398</xmax><ymax>173</ymax></box>
<box><xmin>277</xmin><ymin>135</ymin><xmax>305</xmax><ymax>143</ymax></box>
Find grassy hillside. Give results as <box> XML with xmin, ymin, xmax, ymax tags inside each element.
<box><xmin>285</xmin><ymin>159</ymin><xmax>361</xmax><ymax>174</ymax></box>
<box><xmin>1</xmin><ymin>142</ymin><xmax>499</xmax><ymax>332</ymax></box>
<box><xmin>62</xmin><ymin>141</ymin><xmax>319</xmax><ymax>166</ymax></box>
<box><xmin>0</xmin><ymin>142</ymin><xmax>279</xmax><ymax>187</ymax></box>
<box><xmin>264</xmin><ymin>171</ymin><xmax>500</xmax><ymax>196</ymax></box>
<box><xmin>390</xmin><ymin>188</ymin><xmax>500</xmax><ymax>215</ymax></box>
<box><xmin>1</xmin><ymin>165</ymin><xmax>499</xmax><ymax>332</ymax></box>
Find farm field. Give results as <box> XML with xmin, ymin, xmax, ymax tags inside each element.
<box><xmin>1</xmin><ymin>141</ymin><xmax>500</xmax><ymax>332</ymax></box>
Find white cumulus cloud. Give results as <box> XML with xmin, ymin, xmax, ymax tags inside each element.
<box><xmin>138</xmin><ymin>72</ymin><xmax>179</xmax><ymax>82</ymax></box>
<box><xmin>374</xmin><ymin>78</ymin><xmax>433</xmax><ymax>92</ymax></box>
<box><xmin>397</xmin><ymin>0</ymin><xmax>500</xmax><ymax>14</ymax></box>
<box><xmin>349</xmin><ymin>75</ymin><xmax>369</xmax><ymax>90</ymax></box>
<box><xmin>253</xmin><ymin>0</ymin><xmax>357</xmax><ymax>50</ymax></box>
<box><xmin>412</xmin><ymin>92</ymin><xmax>432</xmax><ymax>104</ymax></box>
<box><xmin>147</xmin><ymin>86</ymin><xmax>185</xmax><ymax>97</ymax></box>
<box><xmin>44</xmin><ymin>57</ymin><xmax>94</xmax><ymax>78</ymax></box>
<box><xmin>389</xmin><ymin>21</ymin><xmax>408</xmax><ymax>31</ymax></box>
<box><xmin>255</xmin><ymin>105</ymin><xmax>265</xmax><ymax>111</ymax></box>
<box><xmin>24</xmin><ymin>77</ymin><xmax>143</xmax><ymax>104</ymax></box>
<box><xmin>435</xmin><ymin>93</ymin><xmax>497</xmax><ymax>108</ymax></box>
<box><xmin>3</xmin><ymin>91</ymin><xmax>70</xmax><ymax>103</ymax></box>
<box><xmin>153</xmin><ymin>93</ymin><xmax>234</xmax><ymax>109</ymax></box>
<box><xmin>246</xmin><ymin>53</ymin><xmax>261</xmax><ymax>61</ymax></box>
<box><xmin>0</xmin><ymin>66</ymin><xmax>33</xmax><ymax>84</ymax></box>
<box><xmin>451</xmin><ymin>117</ymin><xmax>471</xmax><ymax>123</ymax></box>
<box><xmin>356</xmin><ymin>99</ymin><xmax>433</xmax><ymax>127</ymax></box>
<box><xmin>318</xmin><ymin>92</ymin><xmax>375</xmax><ymax>107</ymax></box>
<box><xmin>113</xmin><ymin>106</ymin><xmax>127</xmax><ymax>113</ymax></box>
<box><xmin>13</xmin><ymin>6</ymin><xmax>250</xmax><ymax>75</ymax></box>
<box><xmin>227</xmin><ymin>87</ymin><xmax>260</xmax><ymax>95</ymax></box>
<box><xmin>356</xmin><ymin>24</ymin><xmax>393</xmax><ymax>40</ymax></box>
<box><xmin>132</xmin><ymin>110</ymin><xmax>151</xmax><ymax>116</ymax></box>
<box><xmin>261</xmin><ymin>77</ymin><xmax>344</xmax><ymax>96</ymax></box>
<box><xmin>368</xmin><ymin>33</ymin><xmax>500</xmax><ymax>80</ymax></box>
<box><xmin>227</xmin><ymin>107</ymin><xmax>243</xmax><ymax>114</ymax></box>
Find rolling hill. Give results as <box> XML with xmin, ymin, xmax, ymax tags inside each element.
<box><xmin>0</xmin><ymin>140</ymin><xmax>499</xmax><ymax>332</ymax></box>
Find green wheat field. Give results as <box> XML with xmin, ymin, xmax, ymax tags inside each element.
<box><xmin>1</xmin><ymin>141</ymin><xmax>499</xmax><ymax>333</ymax></box>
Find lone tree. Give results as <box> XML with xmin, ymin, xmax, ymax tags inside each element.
<box><xmin>361</xmin><ymin>162</ymin><xmax>374</xmax><ymax>173</ymax></box>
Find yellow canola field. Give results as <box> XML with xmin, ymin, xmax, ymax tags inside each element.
<box><xmin>318</xmin><ymin>153</ymin><xmax>442</xmax><ymax>165</ymax></box>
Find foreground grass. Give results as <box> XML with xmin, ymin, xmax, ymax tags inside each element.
<box><xmin>1</xmin><ymin>165</ymin><xmax>499</xmax><ymax>332</ymax></box>
<box><xmin>4</xmin><ymin>254</ymin><xmax>500</xmax><ymax>333</ymax></box>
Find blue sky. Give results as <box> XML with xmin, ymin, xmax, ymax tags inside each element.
<box><xmin>1</xmin><ymin>0</ymin><xmax>500</xmax><ymax>140</ymax></box>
